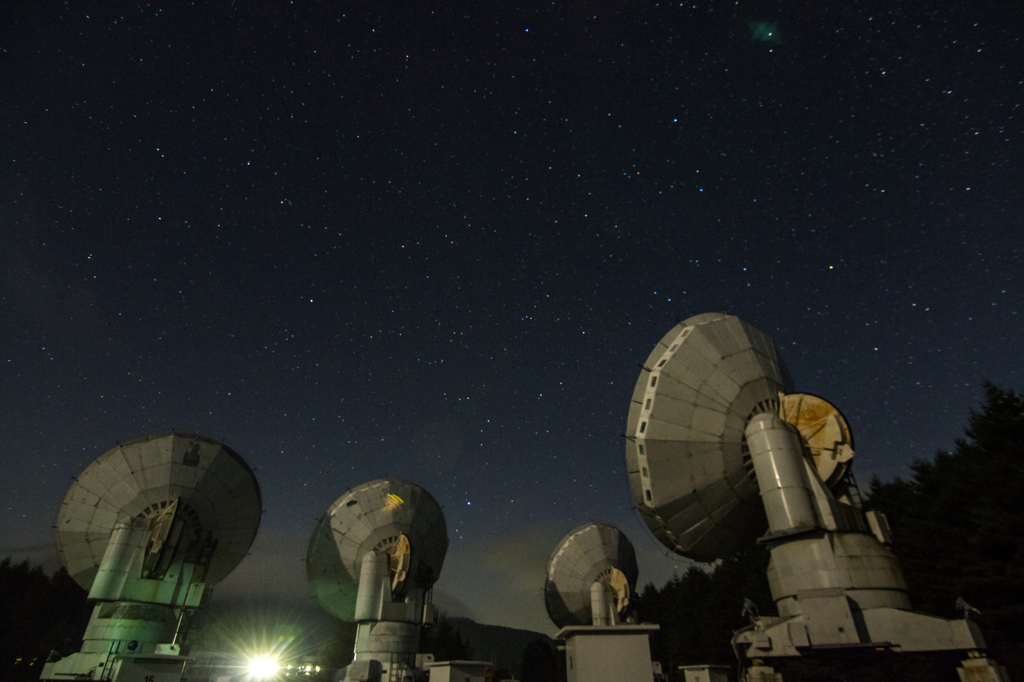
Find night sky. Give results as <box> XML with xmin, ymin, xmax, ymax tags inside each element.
<box><xmin>2</xmin><ymin>1</ymin><xmax>1021</xmax><ymax>636</ymax></box>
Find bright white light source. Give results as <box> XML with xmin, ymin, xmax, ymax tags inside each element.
<box><xmin>248</xmin><ymin>657</ymin><xmax>279</xmax><ymax>680</ymax></box>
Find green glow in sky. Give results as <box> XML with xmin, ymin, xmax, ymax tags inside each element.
<box><xmin>747</xmin><ymin>20</ymin><xmax>781</xmax><ymax>44</ymax></box>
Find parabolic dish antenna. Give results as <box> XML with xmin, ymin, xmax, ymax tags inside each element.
<box><xmin>305</xmin><ymin>478</ymin><xmax>448</xmax><ymax>622</ymax></box>
<box><xmin>544</xmin><ymin>523</ymin><xmax>639</xmax><ymax>628</ymax></box>
<box><xmin>54</xmin><ymin>431</ymin><xmax>263</xmax><ymax>589</ymax></box>
<box><xmin>624</xmin><ymin>314</ymin><xmax>1000</xmax><ymax>677</ymax></box>
<box><xmin>625</xmin><ymin>312</ymin><xmax>794</xmax><ymax>562</ymax></box>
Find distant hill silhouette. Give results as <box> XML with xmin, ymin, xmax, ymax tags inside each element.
<box><xmin>446</xmin><ymin>617</ymin><xmax>555</xmax><ymax>674</ymax></box>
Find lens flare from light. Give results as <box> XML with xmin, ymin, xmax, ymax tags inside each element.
<box><xmin>248</xmin><ymin>656</ymin><xmax>279</xmax><ymax>680</ymax></box>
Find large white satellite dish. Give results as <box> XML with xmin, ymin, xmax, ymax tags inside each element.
<box><xmin>305</xmin><ymin>478</ymin><xmax>447</xmax><ymax>682</ymax></box>
<box><xmin>626</xmin><ymin>314</ymin><xmax>1005</xmax><ymax>680</ymax></box>
<box><xmin>625</xmin><ymin>312</ymin><xmax>791</xmax><ymax>562</ymax></box>
<box><xmin>305</xmin><ymin>477</ymin><xmax>447</xmax><ymax>621</ymax></box>
<box><xmin>55</xmin><ymin>432</ymin><xmax>262</xmax><ymax>589</ymax></box>
<box><xmin>544</xmin><ymin>524</ymin><xmax>660</xmax><ymax>682</ymax></box>
<box><xmin>43</xmin><ymin>432</ymin><xmax>262</xmax><ymax>682</ymax></box>
<box><xmin>544</xmin><ymin>523</ymin><xmax>639</xmax><ymax>628</ymax></box>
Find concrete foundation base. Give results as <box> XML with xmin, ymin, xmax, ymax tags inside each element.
<box><xmin>679</xmin><ymin>664</ymin><xmax>729</xmax><ymax>682</ymax></box>
<box><xmin>557</xmin><ymin>624</ymin><xmax>659</xmax><ymax>682</ymax></box>
<box><xmin>41</xmin><ymin>652</ymin><xmax>187</xmax><ymax>682</ymax></box>
<box><xmin>343</xmin><ymin>620</ymin><xmax>420</xmax><ymax>682</ymax></box>
<box><xmin>958</xmin><ymin>655</ymin><xmax>1011</xmax><ymax>682</ymax></box>
<box><xmin>743</xmin><ymin>665</ymin><xmax>783</xmax><ymax>682</ymax></box>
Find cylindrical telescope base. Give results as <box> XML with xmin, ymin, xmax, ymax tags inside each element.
<box><xmin>88</xmin><ymin>519</ymin><xmax>150</xmax><ymax>601</ymax></box>
<box><xmin>590</xmin><ymin>582</ymin><xmax>613</xmax><ymax>626</ymax></box>
<box><xmin>767</xmin><ymin>531</ymin><xmax>910</xmax><ymax>617</ymax></box>
<box><xmin>746</xmin><ymin>413</ymin><xmax>818</xmax><ymax>535</ymax></box>
<box><xmin>355</xmin><ymin>551</ymin><xmax>388</xmax><ymax>622</ymax></box>
<box><xmin>352</xmin><ymin>620</ymin><xmax>419</xmax><ymax>677</ymax></box>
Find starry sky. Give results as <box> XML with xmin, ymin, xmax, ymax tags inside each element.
<box><xmin>2</xmin><ymin>0</ymin><xmax>1021</xmax><ymax>637</ymax></box>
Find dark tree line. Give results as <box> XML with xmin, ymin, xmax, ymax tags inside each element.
<box><xmin>633</xmin><ymin>543</ymin><xmax>773</xmax><ymax>673</ymax></box>
<box><xmin>633</xmin><ymin>383</ymin><xmax>1024</xmax><ymax>681</ymax></box>
<box><xmin>419</xmin><ymin>615</ymin><xmax>475</xmax><ymax>662</ymax></box>
<box><xmin>518</xmin><ymin>638</ymin><xmax>559</xmax><ymax>682</ymax></box>
<box><xmin>866</xmin><ymin>382</ymin><xmax>1024</xmax><ymax>678</ymax></box>
<box><xmin>0</xmin><ymin>558</ymin><xmax>90</xmax><ymax>682</ymax></box>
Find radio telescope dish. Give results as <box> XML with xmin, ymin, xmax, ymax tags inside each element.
<box><xmin>54</xmin><ymin>431</ymin><xmax>262</xmax><ymax>590</ymax></box>
<box><xmin>305</xmin><ymin>478</ymin><xmax>448</xmax><ymax>622</ymax></box>
<box><xmin>625</xmin><ymin>312</ymin><xmax>793</xmax><ymax>562</ymax></box>
<box><xmin>544</xmin><ymin>523</ymin><xmax>639</xmax><ymax>628</ymax></box>
<box><xmin>626</xmin><ymin>314</ymin><xmax>1000</xmax><ymax>676</ymax></box>
<box><xmin>44</xmin><ymin>432</ymin><xmax>262</xmax><ymax>681</ymax></box>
